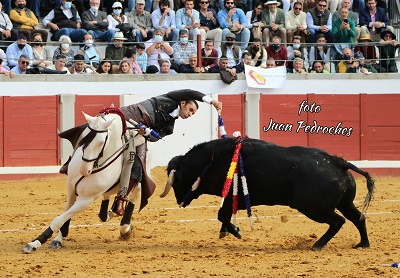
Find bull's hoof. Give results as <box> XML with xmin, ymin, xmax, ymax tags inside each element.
<box><xmin>219</xmin><ymin>231</ymin><xmax>229</xmax><ymax>239</ymax></box>
<box><xmin>233</xmin><ymin>226</ymin><xmax>242</xmax><ymax>239</ymax></box>
<box><xmin>22</xmin><ymin>243</ymin><xmax>36</xmax><ymax>254</ymax></box>
<box><xmin>49</xmin><ymin>240</ymin><xmax>63</xmax><ymax>249</ymax></box>
<box><xmin>353</xmin><ymin>241</ymin><xmax>370</xmax><ymax>249</ymax></box>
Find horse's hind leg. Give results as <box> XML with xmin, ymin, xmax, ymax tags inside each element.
<box><xmin>337</xmin><ymin>202</ymin><xmax>369</xmax><ymax>248</ymax></box>
<box><xmin>119</xmin><ymin>184</ymin><xmax>141</xmax><ymax>240</ymax></box>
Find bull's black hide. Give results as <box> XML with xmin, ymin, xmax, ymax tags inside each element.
<box><xmin>163</xmin><ymin>138</ymin><xmax>375</xmax><ymax>250</ymax></box>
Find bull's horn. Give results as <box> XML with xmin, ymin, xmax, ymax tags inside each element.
<box><xmin>160</xmin><ymin>169</ymin><xmax>175</xmax><ymax>198</ymax></box>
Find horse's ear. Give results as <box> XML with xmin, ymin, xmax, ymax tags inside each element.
<box><xmin>101</xmin><ymin>118</ymin><xmax>115</xmax><ymax>130</ymax></box>
<box><xmin>82</xmin><ymin>112</ymin><xmax>96</xmax><ymax>125</ymax></box>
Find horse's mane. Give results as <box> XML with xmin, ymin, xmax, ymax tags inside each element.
<box><xmin>98</xmin><ymin>107</ymin><xmax>127</xmax><ymax>136</ymax></box>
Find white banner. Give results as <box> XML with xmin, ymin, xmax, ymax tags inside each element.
<box><xmin>244</xmin><ymin>65</ymin><xmax>286</xmax><ymax>88</ymax></box>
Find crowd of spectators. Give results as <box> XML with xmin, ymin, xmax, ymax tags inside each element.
<box><xmin>0</xmin><ymin>0</ymin><xmax>398</xmax><ymax>76</ymax></box>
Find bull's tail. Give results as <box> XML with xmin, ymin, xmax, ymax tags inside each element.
<box><xmin>344</xmin><ymin>161</ymin><xmax>375</xmax><ymax>220</ymax></box>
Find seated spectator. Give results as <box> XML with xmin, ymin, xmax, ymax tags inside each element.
<box><xmin>176</xmin><ymin>0</ymin><xmax>201</xmax><ymax>46</ymax></box>
<box><xmin>43</xmin><ymin>0</ymin><xmax>88</xmax><ymax>42</ymax></box>
<box><xmin>82</xmin><ymin>0</ymin><xmax>115</xmax><ymax>42</ymax></box>
<box><xmin>246</xmin><ymin>2</ymin><xmax>264</xmax><ymax>42</ymax></box>
<box><xmin>78</xmin><ymin>32</ymin><xmax>104</xmax><ymax>69</ymax></box>
<box><xmin>10</xmin><ymin>53</ymin><xmax>29</xmax><ymax>74</ymax></box>
<box><xmin>122</xmin><ymin>48</ymin><xmax>142</xmax><ymax>74</ymax></box>
<box><xmin>118</xmin><ymin>60</ymin><xmax>132</xmax><ymax>74</ymax></box>
<box><xmin>180</xmin><ymin>53</ymin><xmax>206</xmax><ymax>73</ymax></box>
<box><xmin>31</xmin><ymin>33</ymin><xmax>52</xmax><ymax>69</ymax></box>
<box><xmin>52</xmin><ymin>35</ymin><xmax>75</xmax><ymax>67</ymax></box>
<box><xmin>46</xmin><ymin>54</ymin><xmax>70</xmax><ymax>73</ymax></box>
<box><xmin>135</xmin><ymin>42</ymin><xmax>148</xmax><ymax>72</ymax></box>
<box><xmin>151</xmin><ymin>0</ymin><xmax>179</xmax><ymax>46</ymax></box>
<box><xmin>9</xmin><ymin>0</ymin><xmax>48</xmax><ymax>42</ymax></box>
<box><xmin>265</xmin><ymin>35</ymin><xmax>287</xmax><ymax>66</ymax></box>
<box><xmin>152</xmin><ymin>0</ymin><xmax>174</xmax><ymax>12</ymax></box>
<box><xmin>337</xmin><ymin>47</ymin><xmax>353</xmax><ymax>73</ymax></box>
<box><xmin>6</xmin><ymin>34</ymin><xmax>32</xmax><ymax>68</ymax></box>
<box><xmin>309</xmin><ymin>33</ymin><xmax>331</xmax><ymax>72</ymax></box>
<box><xmin>105</xmin><ymin>31</ymin><xmax>127</xmax><ymax>70</ymax></box>
<box><xmin>332</xmin><ymin>0</ymin><xmax>360</xmax><ymax>42</ymax></box>
<box><xmin>0</xmin><ymin>2</ymin><xmax>18</xmax><ymax>44</ymax></box>
<box><xmin>261</xmin><ymin>0</ymin><xmax>287</xmax><ymax>45</ymax></box>
<box><xmin>359</xmin><ymin>0</ymin><xmax>393</xmax><ymax>42</ymax></box>
<box><xmin>156</xmin><ymin>59</ymin><xmax>177</xmax><ymax>74</ymax></box>
<box><xmin>378</xmin><ymin>30</ymin><xmax>399</xmax><ymax>73</ymax></box>
<box><xmin>245</xmin><ymin>38</ymin><xmax>267</xmax><ymax>67</ymax></box>
<box><xmin>145</xmin><ymin>28</ymin><xmax>174</xmax><ymax>73</ymax></box>
<box><xmin>198</xmin><ymin>0</ymin><xmax>222</xmax><ymax>48</ymax></box>
<box><xmin>68</xmin><ymin>53</ymin><xmax>93</xmax><ymax>74</ymax></box>
<box><xmin>172</xmin><ymin>29</ymin><xmax>197</xmax><ymax>72</ymax></box>
<box><xmin>354</xmin><ymin>33</ymin><xmax>378</xmax><ymax>64</ymax></box>
<box><xmin>346</xmin><ymin>51</ymin><xmax>378</xmax><ymax>73</ymax></box>
<box><xmin>285</xmin><ymin>1</ymin><xmax>309</xmax><ymax>44</ymax></box>
<box><xmin>106</xmin><ymin>0</ymin><xmax>134</xmax><ymax>15</ymax></box>
<box><xmin>332</xmin><ymin>7</ymin><xmax>356</xmax><ymax>58</ymax></box>
<box><xmin>310</xmin><ymin>60</ymin><xmax>329</xmax><ymax>73</ymax></box>
<box><xmin>107</xmin><ymin>2</ymin><xmax>130</xmax><ymax>40</ymax></box>
<box><xmin>234</xmin><ymin>50</ymin><xmax>252</xmax><ymax>73</ymax></box>
<box><xmin>266</xmin><ymin>56</ymin><xmax>276</xmax><ymax>68</ymax></box>
<box><xmin>201</xmin><ymin>40</ymin><xmax>218</xmax><ymax>71</ymax></box>
<box><xmin>96</xmin><ymin>60</ymin><xmax>113</xmax><ymax>74</ymax></box>
<box><xmin>0</xmin><ymin>57</ymin><xmax>15</xmax><ymax>77</ymax></box>
<box><xmin>218</xmin><ymin>0</ymin><xmax>250</xmax><ymax>50</ymax></box>
<box><xmin>287</xmin><ymin>35</ymin><xmax>309</xmax><ymax>70</ymax></box>
<box><xmin>217</xmin><ymin>32</ymin><xmax>242</xmax><ymax>68</ymax></box>
<box><xmin>287</xmin><ymin>57</ymin><xmax>306</xmax><ymax>73</ymax></box>
<box><xmin>306</xmin><ymin>0</ymin><xmax>332</xmax><ymax>43</ymax></box>
<box><xmin>208</xmin><ymin>55</ymin><xmax>236</xmax><ymax>77</ymax></box>
<box><xmin>0</xmin><ymin>48</ymin><xmax>9</xmax><ymax>70</ymax></box>
<box><xmin>127</xmin><ymin>0</ymin><xmax>154</xmax><ymax>42</ymax></box>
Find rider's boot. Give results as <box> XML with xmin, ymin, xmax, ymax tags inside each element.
<box><xmin>112</xmin><ymin>179</ymin><xmax>138</xmax><ymax>216</ymax></box>
<box><xmin>59</xmin><ymin>156</ymin><xmax>71</xmax><ymax>175</ymax></box>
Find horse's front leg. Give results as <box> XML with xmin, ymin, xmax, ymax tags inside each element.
<box><xmin>218</xmin><ymin>198</ymin><xmax>242</xmax><ymax>239</ymax></box>
<box><xmin>98</xmin><ymin>198</ymin><xmax>114</xmax><ymax>222</ymax></box>
<box><xmin>119</xmin><ymin>184</ymin><xmax>141</xmax><ymax>240</ymax></box>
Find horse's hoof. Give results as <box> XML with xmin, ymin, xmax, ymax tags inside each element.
<box><xmin>49</xmin><ymin>240</ymin><xmax>63</xmax><ymax>249</ymax></box>
<box><xmin>119</xmin><ymin>225</ymin><xmax>133</xmax><ymax>241</ymax></box>
<box><xmin>219</xmin><ymin>231</ymin><xmax>229</xmax><ymax>239</ymax></box>
<box><xmin>22</xmin><ymin>244</ymin><xmax>36</xmax><ymax>254</ymax></box>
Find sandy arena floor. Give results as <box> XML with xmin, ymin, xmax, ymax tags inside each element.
<box><xmin>0</xmin><ymin>167</ymin><xmax>399</xmax><ymax>277</ymax></box>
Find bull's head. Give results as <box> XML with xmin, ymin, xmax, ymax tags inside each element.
<box><xmin>160</xmin><ymin>156</ymin><xmax>191</xmax><ymax>207</ymax></box>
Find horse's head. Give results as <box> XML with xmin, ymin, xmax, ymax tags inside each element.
<box><xmin>79</xmin><ymin>112</ymin><xmax>115</xmax><ymax>176</ymax></box>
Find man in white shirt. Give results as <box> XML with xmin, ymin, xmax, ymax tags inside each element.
<box><xmin>151</xmin><ymin>0</ymin><xmax>179</xmax><ymax>45</ymax></box>
<box><xmin>285</xmin><ymin>1</ymin><xmax>309</xmax><ymax>44</ymax></box>
<box><xmin>217</xmin><ymin>32</ymin><xmax>241</xmax><ymax>68</ymax></box>
<box><xmin>145</xmin><ymin>28</ymin><xmax>174</xmax><ymax>73</ymax></box>
<box><xmin>175</xmin><ymin>0</ymin><xmax>201</xmax><ymax>46</ymax></box>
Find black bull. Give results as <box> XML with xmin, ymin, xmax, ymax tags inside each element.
<box><xmin>160</xmin><ymin>138</ymin><xmax>375</xmax><ymax>251</ymax></box>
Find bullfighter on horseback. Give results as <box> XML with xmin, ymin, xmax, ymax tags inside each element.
<box><xmin>58</xmin><ymin>89</ymin><xmax>222</xmax><ymax>215</ymax></box>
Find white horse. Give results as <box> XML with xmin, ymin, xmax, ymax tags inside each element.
<box><xmin>22</xmin><ymin>109</ymin><xmax>145</xmax><ymax>254</ymax></box>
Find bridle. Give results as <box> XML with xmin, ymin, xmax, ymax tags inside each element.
<box><xmin>80</xmin><ymin>125</ymin><xmax>109</xmax><ymax>168</ymax></box>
